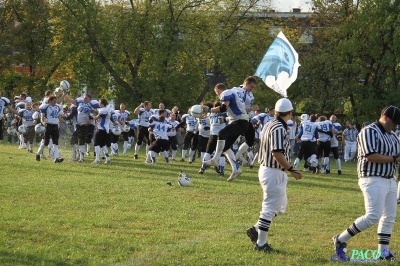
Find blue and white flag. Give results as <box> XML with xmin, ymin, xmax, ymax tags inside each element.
<box><xmin>255</xmin><ymin>31</ymin><xmax>300</xmax><ymax>97</ymax></box>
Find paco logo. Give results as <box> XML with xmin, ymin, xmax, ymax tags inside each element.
<box><xmin>350</xmin><ymin>249</ymin><xmax>395</xmax><ymax>263</ymax></box>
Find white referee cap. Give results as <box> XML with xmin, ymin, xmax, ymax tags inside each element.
<box><xmin>275</xmin><ymin>98</ymin><xmax>293</xmax><ymax>112</ymax></box>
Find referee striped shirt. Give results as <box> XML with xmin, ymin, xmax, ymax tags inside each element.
<box><xmin>258</xmin><ymin>117</ymin><xmax>291</xmax><ymax>170</ymax></box>
<box><xmin>357</xmin><ymin>122</ymin><xmax>400</xmax><ymax>178</ymax></box>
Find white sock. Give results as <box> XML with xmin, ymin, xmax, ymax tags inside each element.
<box><xmin>172</xmin><ymin>150</ymin><xmax>177</xmax><ymax>160</ymax></box>
<box><xmin>53</xmin><ymin>145</ymin><xmax>59</xmax><ymax>159</ymax></box>
<box><xmin>123</xmin><ymin>141</ymin><xmax>128</xmax><ymax>154</ymax></box>
<box><xmin>213</xmin><ymin>140</ymin><xmax>226</xmax><ymax>161</ymax></box>
<box><xmin>182</xmin><ymin>149</ymin><xmax>187</xmax><ymax>159</ymax></box>
<box><xmin>189</xmin><ymin>149</ymin><xmax>195</xmax><ymax>162</ymax></box>
<box><xmin>235</xmin><ymin>142</ymin><xmax>249</xmax><ymax>160</ymax></box>
<box><xmin>102</xmin><ymin>146</ymin><xmax>110</xmax><ymax>160</ymax></box>
<box><xmin>257</xmin><ymin>230</ymin><xmax>268</xmax><ymax>247</ymax></box>
<box><xmin>79</xmin><ymin>145</ymin><xmax>85</xmax><ymax>160</ymax></box>
<box><xmin>224</xmin><ymin>149</ymin><xmax>239</xmax><ymax>172</ymax></box>
<box><xmin>95</xmin><ymin>146</ymin><xmax>101</xmax><ymax>161</ymax></box>
<box><xmin>135</xmin><ymin>144</ymin><xmax>141</xmax><ymax>155</ymax></box>
<box><xmin>37</xmin><ymin>143</ymin><xmax>45</xmax><ymax>155</ymax></box>
<box><xmin>336</xmin><ymin>159</ymin><xmax>342</xmax><ymax>170</ymax></box>
<box><xmin>150</xmin><ymin>151</ymin><xmax>156</xmax><ymax>163</ymax></box>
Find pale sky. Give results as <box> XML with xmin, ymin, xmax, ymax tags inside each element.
<box><xmin>271</xmin><ymin>0</ymin><xmax>313</xmax><ymax>12</ymax></box>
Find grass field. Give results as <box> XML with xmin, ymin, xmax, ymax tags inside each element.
<box><xmin>1</xmin><ymin>141</ymin><xmax>399</xmax><ymax>265</ymax></box>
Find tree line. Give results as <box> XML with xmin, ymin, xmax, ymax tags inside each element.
<box><xmin>0</xmin><ymin>0</ymin><xmax>399</xmax><ymax>123</ymax></box>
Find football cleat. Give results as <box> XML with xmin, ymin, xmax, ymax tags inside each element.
<box><xmin>254</xmin><ymin>243</ymin><xmax>276</xmax><ymax>253</ymax></box>
<box><xmin>227</xmin><ymin>168</ymin><xmax>242</xmax><ymax>182</ymax></box>
<box><xmin>134</xmin><ymin>154</ymin><xmax>138</xmax><ymax>160</ymax></box>
<box><xmin>198</xmin><ymin>168</ymin><xmax>205</xmax><ymax>174</ymax></box>
<box><xmin>104</xmin><ymin>160</ymin><xmax>111</xmax><ymax>164</ymax></box>
<box><xmin>214</xmin><ymin>166</ymin><xmax>221</xmax><ymax>174</ymax></box>
<box><xmin>92</xmin><ymin>160</ymin><xmax>100</xmax><ymax>164</ymax></box>
<box><xmin>246</xmin><ymin>227</ymin><xmax>258</xmax><ymax>245</ymax></box>
<box><xmin>54</xmin><ymin>158</ymin><xmax>64</xmax><ymax>163</ymax></box>
<box><xmin>36</xmin><ymin>154</ymin><xmax>40</xmax><ymax>162</ymax></box>
<box><xmin>338</xmin><ymin>170</ymin><xmax>342</xmax><ymax>175</ymax></box>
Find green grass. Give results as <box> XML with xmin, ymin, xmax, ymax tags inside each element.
<box><xmin>0</xmin><ymin>141</ymin><xmax>398</xmax><ymax>265</ymax></box>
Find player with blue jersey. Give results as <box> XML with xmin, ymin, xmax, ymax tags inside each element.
<box><xmin>134</xmin><ymin>101</ymin><xmax>153</xmax><ymax>160</ymax></box>
<box><xmin>316</xmin><ymin>116</ymin><xmax>333</xmax><ymax>173</ymax></box>
<box><xmin>199</xmin><ymin>102</ymin><xmax>228</xmax><ymax>176</ymax></box>
<box><xmin>64</xmin><ymin>93</ymin><xmax>99</xmax><ymax>162</ymax></box>
<box><xmin>117</xmin><ymin>104</ymin><xmax>131</xmax><ymax>155</ymax></box>
<box><xmin>234</xmin><ymin>77</ymin><xmax>260</xmax><ymax>165</ymax></box>
<box><xmin>0</xmin><ymin>89</ymin><xmax>18</xmax><ymax>142</ymax></box>
<box><xmin>293</xmin><ymin>114</ymin><xmax>319</xmax><ymax>172</ymax></box>
<box><xmin>179</xmin><ymin>111</ymin><xmax>198</xmax><ymax>162</ymax></box>
<box><xmin>166</xmin><ymin>112</ymin><xmax>181</xmax><ymax>161</ymax></box>
<box><xmin>148</xmin><ymin>115</ymin><xmax>173</xmax><ymax>165</ymax></box>
<box><xmin>92</xmin><ymin>98</ymin><xmax>112</xmax><ymax>164</ymax></box>
<box><xmin>18</xmin><ymin>101</ymin><xmax>36</xmax><ymax>153</ymax></box>
<box><xmin>205</xmin><ymin>83</ymin><xmax>249</xmax><ymax>182</ymax></box>
<box><xmin>110</xmin><ymin>109</ymin><xmax>123</xmax><ymax>156</ymax></box>
<box><xmin>327</xmin><ymin>115</ymin><xmax>342</xmax><ymax>175</ymax></box>
<box><xmin>36</xmin><ymin>96</ymin><xmax>66</xmax><ymax>163</ymax></box>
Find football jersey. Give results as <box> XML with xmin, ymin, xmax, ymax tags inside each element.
<box><xmin>111</xmin><ymin>111</ymin><xmax>122</xmax><ymax>126</ymax></box>
<box><xmin>137</xmin><ymin>108</ymin><xmax>152</xmax><ymax>127</ymax></box>
<box><xmin>39</xmin><ymin>103</ymin><xmax>63</xmax><ymax>125</ymax></box>
<box><xmin>234</xmin><ymin>86</ymin><xmax>255</xmax><ymax>113</ymax></box>
<box><xmin>297</xmin><ymin>121</ymin><xmax>318</xmax><ymax>141</ymax></box>
<box><xmin>128</xmin><ymin>119</ymin><xmax>138</xmax><ymax>130</ymax></box>
<box><xmin>119</xmin><ymin>110</ymin><xmax>130</xmax><ymax>123</ymax></box>
<box><xmin>331</xmin><ymin>122</ymin><xmax>342</xmax><ymax>147</ymax></box>
<box><xmin>97</xmin><ymin>106</ymin><xmax>112</xmax><ymax>132</ymax></box>
<box><xmin>0</xmin><ymin>97</ymin><xmax>11</xmax><ymax>119</ymax></box>
<box><xmin>149</xmin><ymin>121</ymin><xmax>172</xmax><ymax>140</ymax></box>
<box><xmin>166</xmin><ymin>119</ymin><xmax>179</xmax><ymax>137</ymax></box>
<box><xmin>317</xmin><ymin>120</ymin><xmax>333</xmax><ymax>142</ymax></box>
<box><xmin>209</xmin><ymin>112</ymin><xmax>228</xmax><ymax>135</ymax></box>
<box><xmin>197</xmin><ymin>116</ymin><xmax>211</xmax><ymax>138</ymax></box>
<box><xmin>181</xmin><ymin>114</ymin><xmax>197</xmax><ymax>132</ymax></box>
<box><xmin>18</xmin><ymin>108</ymin><xmax>35</xmax><ymax>127</ymax></box>
<box><xmin>219</xmin><ymin>87</ymin><xmax>247</xmax><ymax>121</ymax></box>
<box><xmin>76</xmin><ymin>98</ymin><xmax>93</xmax><ymax>125</ymax></box>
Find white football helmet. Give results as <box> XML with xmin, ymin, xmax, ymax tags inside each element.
<box><xmin>111</xmin><ymin>125</ymin><xmax>122</xmax><ymax>135</ymax></box>
<box><xmin>35</xmin><ymin>124</ymin><xmax>46</xmax><ymax>133</ymax></box>
<box><xmin>60</xmin><ymin>80</ymin><xmax>70</xmax><ymax>92</ymax></box>
<box><xmin>177</xmin><ymin>171</ymin><xmax>191</xmax><ymax>187</ymax></box>
<box><xmin>18</xmin><ymin>125</ymin><xmax>27</xmax><ymax>133</ymax></box>
<box><xmin>7</xmin><ymin>127</ymin><xmax>16</xmax><ymax>135</ymax></box>
<box><xmin>301</xmin><ymin>114</ymin><xmax>309</xmax><ymax>122</ymax></box>
<box><xmin>122</xmin><ymin>124</ymin><xmax>130</xmax><ymax>132</ymax></box>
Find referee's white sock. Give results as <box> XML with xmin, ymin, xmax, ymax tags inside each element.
<box><xmin>378</xmin><ymin>233</ymin><xmax>391</xmax><ymax>256</ymax></box>
<box><xmin>257</xmin><ymin>218</ymin><xmax>271</xmax><ymax>246</ymax></box>
<box><xmin>338</xmin><ymin>222</ymin><xmax>362</xmax><ymax>243</ymax></box>
<box><xmin>235</xmin><ymin>142</ymin><xmax>249</xmax><ymax>160</ymax></box>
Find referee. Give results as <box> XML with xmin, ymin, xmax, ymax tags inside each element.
<box><xmin>332</xmin><ymin>106</ymin><xmax>400</xmax><ymax>262</ymax></box>
<box><xmin>246</xmin><ymin>98</ymin><xmax>302</xmax><ymax>253</ymax></box>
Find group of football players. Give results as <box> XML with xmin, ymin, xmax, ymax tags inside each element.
<box><xmin>1</xmin><ymin>76</ymin><xmax>344</xmax><ymax>180</ymax></box>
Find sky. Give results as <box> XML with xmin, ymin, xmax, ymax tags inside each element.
<box><xmin>271</xmin><ymin>0</ymin><xmax>313</xmax><ymax>12</ymax></box>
